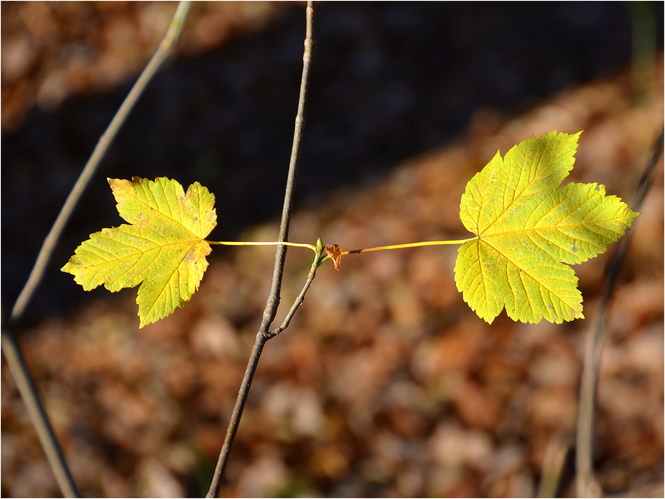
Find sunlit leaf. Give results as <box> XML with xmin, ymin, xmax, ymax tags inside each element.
<box><xmin>454</xmin><ymin>131</ymin><xmax>638</xmax><ymax>324</ymax></box>
<box><xmin>62</xmin><ymin>177</ymin><xmax>217</xmax><ymax>327</ymax></box>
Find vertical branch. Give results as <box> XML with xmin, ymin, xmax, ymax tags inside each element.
<box><xmin>575</xmin><ymin>127</ymin><xmax>663</xmax><ymax>497</ymax></box>
<box><xmin>206</xmin><ymin>3</ymin><xmax>316</xmax><ymax>497</ymax></box>
<box><xmin>1</xmin><ymin>329</ymin><xmax>81</xmax><ymax>498</ymax></box>
<box><xmin>2</xmin><ymin>4</ymin><xmax>192</xmax><ymax>498</ymax></box>
<box><xmin>536</xmin><ymin>437</ymin><xmax>571</xmax><ymax>498</ymax></box>
<box><xmin>260</xmin><ymin>0</ymin><xmax>316</xmax><ymax>334</ymax></box>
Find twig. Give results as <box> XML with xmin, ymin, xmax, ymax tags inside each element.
<box><xmin>259</xmin><ymin>0</ymin><xmax>316</xmax><ymax>333</ymax></box>
<box><xmin>206</xmin><ymin>248</ymin><xmax>321</xmax><ymax>499</ymax></box>
<box><xmin>268</xmin><ymin>241</ymin><xmax>324</xmax><ymax>338</ymax></box>
<box><xmin>536</xmin><ymin>437</ymin><xmax>571</xmax><ymax>498</ymax></box>
<box><xmin>10</xmin><ymin>1</ymin><xmax>191</xmax><ymax>323</ymax></box>
<box><xmin>575</xmin><ymin>127</ymin><xmax>663</xmax><ymax>497</ymax></box>
<box><xmin>2</xmin><ymin>4</ymin><xmax>192</xmax><ymax>498</ymax></box>
<box><xmin>206</xmin><ymin>3</ymin><xmax>316</xmax><ymax>497</ymax></box>
<box><xmin>1</xmin><ymin>329</ymin><xmax>81</xmax><ymax>498</ymax></box>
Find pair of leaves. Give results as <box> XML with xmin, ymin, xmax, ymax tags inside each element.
<box><xmin>62</xmin><ymin>177</ymin><xmax>216</xmax><ymax>327</ymax></box>
<box><xmin>454</xmin><ymin>131</ymin><xmax>638</xmax><ymax>323</ymax></box>
<box><xmin>62</xmin><ymin>131</ymin><xmax>638</xmax><ymax>327</ymax></box>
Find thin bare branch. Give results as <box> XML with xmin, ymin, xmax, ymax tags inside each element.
<box><xmin>2</xmin><ymin>4</ymin><xmax>192</xmax><ymax>498</ymax></box>
<box><xmin>268</xmin><ymin>242</ymin><xmax>323</xmax><ymax>338</ymax></box>
<box><xmin>206</xmin><ymin>3</ymin><xmax>316</xmax><ymax>497</ymax></box>
<box><xmin>259</xmin><ymin>0</ymin><xmax>316</xmax><ymax>335</ymax></box>
<box><xmin>10</xmin><ymin>1</ymin><xmax>191</xmax><ymax>323</ymax></box>
<box><xmin>1</xmin><ymin>329</ymin><xmax>80</xmax><ymax>497</ymax></box>
<box><xmin>576</xmin><ymin>126</ymin><xmax>663</xmax><ymax>497</ymax></box>
<box><xmin>536</xmin><ymin>437</ymin><xmax>571</xmax><ymax>498</ymax></box>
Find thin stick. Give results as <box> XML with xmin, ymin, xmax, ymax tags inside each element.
<box><xmin>536</xmin><ymin>437</ymin><xmax>571</xmax><ymax>498</ymax></box>
<box><xmin>10</xmin><ymin>1</ymin><xmax>191</xmax><ymax>323</ymax></box>
<box><xmin>207</xmin><ymin>333</ymin><xmax>268</xmax><ymax>495</ymax></box>
<box><xmin>575</xmin><ymin>127</ymin><xmax>663</xmax><ymax>497</ymax></box>
<box><xmin>2</xmin><ymin>4</ymin><xmax>192</xmax><ymax>498</ymax></box>
<box><xmin>269</xmin><ymin>244</ymin><xmax>323</xmax><ymax>338</ymax></box>
<box><xmin>202</xmin><ymin>246</ymin><xmax>321</xmax><ymax>499</ymax></box>
<box><xmin>206</xmin><ymin>3</ymin><xmax>316</xmax><ymax>497</ymax></box>
<box><xmin>260</xmin><ymin>0</ymin><xmax>315</xmax><ymax>332</ymax></box>
<box><xmin>1</xmin><ymin>329</ymin><xmax>80</xmax><ymax>498</ymax></box>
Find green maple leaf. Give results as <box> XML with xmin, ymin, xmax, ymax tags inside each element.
<box><xmin>454</xmin><ymin>131</ymin><xmax>638</xmax><ymax>324</ymax></box>
<box><xmin>62</xmin><ymin>177</ymin><xmax>217</xmax><ymax>327</ymax></box>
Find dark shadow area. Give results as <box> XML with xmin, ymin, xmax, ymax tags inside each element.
<box><xmin>2</xmin><ymin>2</ymin><xmax>663</xmax><ymax>329</ymax></box>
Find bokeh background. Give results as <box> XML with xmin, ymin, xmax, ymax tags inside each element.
<box><xmin>2</xmin><ymin>2</ymin><xmax>663</xmax><ymax>497</ymax></box>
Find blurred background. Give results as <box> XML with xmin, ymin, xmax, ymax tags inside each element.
<box><xmin>2</xmin><ymin>2</ymin><xmax>663</xmax><ymax>497</ymax></box>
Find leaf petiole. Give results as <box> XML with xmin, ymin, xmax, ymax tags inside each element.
<box><xmin>344</xmin><ymin>238</ymin><xmax>477</xmax><ymax>254</ymax></box>
<box><xmin>317</xmin><ymin>237</ymin><xmax>477</xmax><ymax>267</ymax></box>
<box><xmin>207</xmin><ymin>240</ymin><xmax>319</xmax><ymax>252</ymax></box>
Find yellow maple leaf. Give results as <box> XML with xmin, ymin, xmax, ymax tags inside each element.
<box><xmin>62</xmin><ymin>177</ymin><xmax>217</xmax><ymax>327</ymax></box>
<box><xmin>455</xmin><ymin>131</ymin><xmax>638</xmax><ymax>324</ymax></box>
